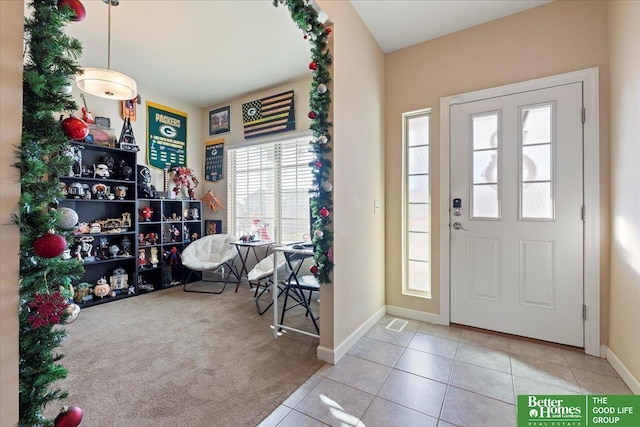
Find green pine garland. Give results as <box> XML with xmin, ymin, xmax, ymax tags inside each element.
<box><xmin>18</xmin><ymin>0</ymin><xmax>84</xmax><ymax>425</ymax></box>
<box><xmin>274</xmin><ymin>0</ymin><xmax>334</xmax><ymax>284</ymax></box>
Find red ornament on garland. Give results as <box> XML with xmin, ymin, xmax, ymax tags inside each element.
<box><xmin>310</xmin><ymin>265</ymin><xmax>318</xmax><ymax>275</ymax></box>
<box><xmin>319</xmin><ymin>207</ymin><xmax>329</xmax><ymax>218</ymax></box>
<box><xmin>308</xmin><ymin>111</ymin><xmax>317</xmax><ymax>119</ymax></box>
<box><xmin>61</xmin><ymin>116</ymin><xmax>89</xmax><ymax>140</ymax></box>
<box><xmin>54</xmin><ymin>405</ymin><xmax>84</xmax><ymax>427</ymax></box>
<box><xmin>314</xmin><ymin>160</ymin><xmax>322</xmax><ymax>168</ymax></box>
<box><xmin>57</xmin><ymin>0</ymin><xmax>86</xmax><ymax>22</ymax></box>
<box><xmin>33</xmin><ymin>232</ymin><xmax>67</xmax><ymax>258</ymax></box>
<box><xmin>326</xmin><ymin>27</ymin><xmax>332</xmax><ymax>35</ymax></box>
<box><xmin>309</xmin><ymin>61</ymin><xmax>318</xmax><ymax>71</ymax></box>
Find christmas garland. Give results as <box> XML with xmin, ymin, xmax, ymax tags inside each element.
<box><xmin>18</xmin><ymin>0</ymin><xmax>85</xmax><ymax>425</ymax></box>
<box><xmin>273</xmin><ymin>0</ymin><xmax>334</xmax><ymax>284</ymax></box>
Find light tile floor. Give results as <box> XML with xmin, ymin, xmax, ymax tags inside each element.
<box><xmin>258</xmin><ymin>315</ymin><xmax>632</xmax><ymax>427</ymax></box>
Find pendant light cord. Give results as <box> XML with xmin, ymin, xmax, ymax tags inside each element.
<box><xmin>107</xmin><ymin>0</ymin><xmax>111</xmax><ymax>70</ymax></box>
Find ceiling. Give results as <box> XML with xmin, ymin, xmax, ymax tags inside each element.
<box><xmin>60</xmin><ymin>0</ymin><xmax>550</xmax><ymax>109</ymax></box>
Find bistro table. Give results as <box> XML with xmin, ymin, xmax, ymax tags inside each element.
<box><xmin>230</xmin><ymin>240</ymin><xmax>274</xmax><ymax>287</ymax></box>
<box><xmin>271</xmin><ymin>243</ymin><xmax>319</xmax><ymax>338</ymax></box>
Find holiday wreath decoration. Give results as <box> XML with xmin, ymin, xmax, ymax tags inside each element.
<box><xmin>17</xmin><ymin>0</ymin><xmax>85</xmax><ymax>425</ymax></box>
<box><xmin>274</xmin><ymin>0</ymin><xmax>334</xmax><ymax>284</ymax></box>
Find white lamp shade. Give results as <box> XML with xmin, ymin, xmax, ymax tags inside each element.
<box><xmin>76</xmin><ymin>67</ymin><xmax>137</xmax><ymax>100</ymax></box>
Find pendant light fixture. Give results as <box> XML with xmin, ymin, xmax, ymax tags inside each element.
<box><xmin>76</xmin><ymin>0</ymin><xmax>137</xmax><ymax>100</ymax></box>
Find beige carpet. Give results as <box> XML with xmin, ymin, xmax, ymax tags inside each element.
<box><xmin>47</xmin><ymin>283</ymin><xmax>324</xmax><ymax>427</ymax></box>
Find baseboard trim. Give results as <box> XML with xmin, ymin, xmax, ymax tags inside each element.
<box><xmin>386</xmin><ymin>305</ymin><xmax>440</xmax><ymax>324</ymax></box>
<box><xmin>316</xmin><ymin>305</ymin><xmax>386</xmax><ymax>364</ymax></box>
<box><xmin>605</xmin><ymin>346</ymin><xmax>640</xmax><ymax>395</ymax></box>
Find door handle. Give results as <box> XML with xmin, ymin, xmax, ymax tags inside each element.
<box><xmin>452</xmin><ymin>222</ymin><xmax>468</xmax><ymax>231</ymax></box>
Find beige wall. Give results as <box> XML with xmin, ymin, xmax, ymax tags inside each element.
<box><xmin>0</xmin><ymin>1</ymin><xmax>23</xmax><ymax>424</ymax></box>
<box><xmin>316</xmin><ymin>1</ymin><xmax>386</xmax><ymax>353</ymax></box>
<box><xmin>384</xmin><ymin>0</ymin><xmax>611</xmax><ymax>343</ymax></box>
<box><xmin>201</xmin><ymin>77</ymin><xmax>312</xmax><ymax>231</ymax></box>
<box><xmin>607</xmin><ymin>0</ymin><xmax>640</xmax><ymax>385</ymax></box>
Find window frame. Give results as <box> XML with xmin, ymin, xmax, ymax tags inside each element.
<box><xmin>402</xmin><ymin>108</ymin><xmax>432</xmax><ymax>299</ymax></box>
<box><xmin>227</xmin><ymin>133</ymin><xmax>313</xmax><ymax>244</ymax></box>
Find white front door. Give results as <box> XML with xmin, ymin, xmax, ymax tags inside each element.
<box><xmin>450</xmin><ymin>83</ymin><xmax>584</xmax><ymax>347</ymax></box>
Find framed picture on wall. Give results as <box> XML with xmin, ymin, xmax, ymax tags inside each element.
<box><xmin>209</xmin><ymin>106</ymin><xmax>230</xmax><ymax>136</ymax></box>
<box><xmin>205</xmin><ymin>220</ymin><xmax>223</xmax><ymax>236</ymax></box>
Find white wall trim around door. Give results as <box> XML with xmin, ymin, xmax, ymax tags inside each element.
<box><xmin>439</xmin><ymin>67</ymin><xmax>601</xmax><ymax>356</ymax></box>
<box><xmin>605</xmin><ymin>346</ymin><xmax>640</xmax><ymax>395</ymax></box>
<box><xmin>316</xmin><ymin>305</ymin><xmax>386</xmax><ymax>364</ymax></box>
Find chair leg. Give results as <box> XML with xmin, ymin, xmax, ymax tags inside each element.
<box><xmin>183</xmin><ymin>268</ymin><xmax>229</xmax><ymax>294</ymax></box>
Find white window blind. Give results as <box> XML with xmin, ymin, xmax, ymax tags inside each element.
<box><xmin>228</xmin><ymin>136</ymin><xmax>313</xmax><ymax>244</ymax></box>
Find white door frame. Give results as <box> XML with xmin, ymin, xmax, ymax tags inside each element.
<box><xmin>439</xmin><ymin>67</ymin><xmax>600</xmax><ymax>356</ymax></box>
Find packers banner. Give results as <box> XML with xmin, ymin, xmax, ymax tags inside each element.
<box><xmin>147</xmin><ymin>101</ymin><xmax>188</xmax><ymax>170</ymax></box>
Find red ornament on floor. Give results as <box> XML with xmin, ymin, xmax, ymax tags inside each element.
<box><xmin>54</xmin><ymin>405</ymin><xmax>83</xmax><ymax>427</ymax></box>
<box><xmin>33</xmin><ymin>232</ymin><xmax>67</xmax><ymax>258</ymax></box>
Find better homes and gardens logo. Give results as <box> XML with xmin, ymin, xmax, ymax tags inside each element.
<box><xmin>518</xmin><ymin>395</ymin><xmax>640</xmax><ymax>427</ymax></box>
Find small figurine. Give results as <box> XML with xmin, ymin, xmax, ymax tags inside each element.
<box><xmin>138</xmin><ymin>232</ymin><xmax>146</xmax><ymax>246</ymax></box>
<box><xmin>121</xmin><ymin>236</ymin><xmax>132</xmax><ymax>256</ymax></box>
<box><xmin>169</xmin><ymin>246</ymin><xmax>179</xmax><ymax>265</ymax></box>
<box><xmin>109</xmin><ymin>244</ymin><xmax>120</xmax><ymax>258</ymax></box>
<box><xmin>138</xmin><ymin>248</ymin><xmax>147</xmax><ymax>267</ymax></box>
<box><xmin>93</xmin><ymin>277</ymin><xmax>111</xmax><ymax>298</ymax></box>
<box><xmin>93</xmin><ymin>163</ymin><xmax>110</xmax><ymax>178</ymax></box>
<box><xmin>190</xmin><ymin>208</ymin><xmax>200</xmax><ymax>220</ymax></box>
<box><xmin>114</xmin><ymin>185</ymin><xmax>127</xmax><ymax>199</ymax></box>
<box><xmin>191</xmin><ymin>232</ymin><xmax>199</xmax><ymax>241</ymax></box>
<box><xmin>99</xmin><ymin>237</ymin><xmax>109</xmax><ymax>260</ymax></box>
<box><xmin>137</xmin><ymin>165</ymin><xmax>158</xmax><ymax>199</ymax></box>
<box><xmin>146</xmin><ymin>232</ymin><xmax>157</xmax><ymax>245</ymax></box>
<box><xmin>183</xmin><ymin>225</ymin><xmax>190</xmax><ymax>242</ymax></box>
<box><xmin>140</xmin><ymin>206</ymin><xmax>153</xmax><ymax>221</ymax></box>
<box><xmin>183</xmin><ymin>208</ymin><xmax>190</xmax><ymax>220</ymax></box>
<box><xmin>149</xmin><ymin>247</ymin><xmax>159</xmax><ymax>267</ymax></box>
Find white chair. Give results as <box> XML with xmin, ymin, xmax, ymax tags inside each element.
<box><xmin>247</xmin><ymin>253</ymin><xmax>286</xmax><ymax>315</ymax></box>
<box><xmin>181</xmin><ymin>234</ymin><xmax>239</xmax><ymax>294</ymax></box>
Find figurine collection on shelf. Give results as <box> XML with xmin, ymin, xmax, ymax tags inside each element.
<box><xmin>72</xmin><ymin>212</ymin><xmax>132</xmax><ymax>236</ymax></box>
<box><xmin>72</xmin><ymin>233</ymin><xmax>134</xmax><ymax>263</ymax></box>
<box><xmin>72</xmin><ymin>267</ymin><xmax>135</xmax><ymax>305</ymax></box>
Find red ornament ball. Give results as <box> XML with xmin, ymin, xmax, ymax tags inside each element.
<box><xmin>326</xmin><ymin>27</ymin><xmax>332</xmax><ymax>35</ymax></box>
<box><xmin>310</xmin><ymin>265</ymin><xmax>319</xmax><ymax>275</ymax></box>
<box><xmin>308</xmin><ymin>111</ymin><xmax>317</xmax><ymax>119</ymax></box>
<box><xmin>54</xmin><ymin>405</ymin><xmax>83</xmax><ymax>427</ymax></box>
<box><xmin>57</xmin><ymin>0</ymin><xmax>86</xmax><ymax>22</ymax></box>
<box><xmin>319</xmin><ymin>207</ymin><xmax>329</xmax><ymax>218</ymax></box>
<box><xmin>61</xmin><ymin>116</ymin><xmax>88</xmax><ymax>140</ymax></box>
<box><xmin>309</xmin><ymin>61</ymin><xmax>318</xmax><ymax>71</ymax></box>
<box><xmin>33</xmin><ymin>233</ymin><xmax>67</xmax><ymax>258</ymax></box>
<box><xmin>315</xmin><ymin>160</ymin><xmax>322</xmax><ymax>168</ymax></box>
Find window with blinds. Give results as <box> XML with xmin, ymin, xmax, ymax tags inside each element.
<box><xmin>228</xmin><ymin>135</ymin><xmax>313</xmax><ymax>244</ymax></box>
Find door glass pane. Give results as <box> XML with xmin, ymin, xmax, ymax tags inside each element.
<box><xmin>472</xmin><ymin>113</ymin><xmax>498</xmax><ymax>150</ymax></box>
<box><xmin>522</xmin><ymin>104</ymin><xmax>551</xmax><ymax>145</ymax></box>
<box><xmin>522</xmin><ymin>182</ymin><xmax>553</xmax><ymax>218</ymax></box>
<box><xmin>473</xmin><ymin>149</ymin><xmax>498</xmax><ymax>184</ymax></box>
<box><xmin>408</xmin><ymin>175</ymin><xmax>429</xmax><ymax>203</ymax></box>
<box><xmin>409</xmin><ymin>232</ymin><xmax>430</xmax><ymax>261</ymax></box>
<box><xmin>408</xmin><ymin>203</ymin><xmax>429</xmax><ymax>232</ymax></box>
<box><xmin>408</xmin><ymin>260</ymin><xmax>430</xmax><ymax>292</ymax></box>
<box><xmin>473</xmin><ymin>184</ymin><xmax>499</xmax><ymax>218</ymax></box>
<box><xmin>408</xmin><ymin>146</ymin><xmax>429</xmax><ymax>174</ymax></box>
<box><xmin>523</xmin><ymin>144</ymin><xmax>551</xmax><ymax>182</ymax></box>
